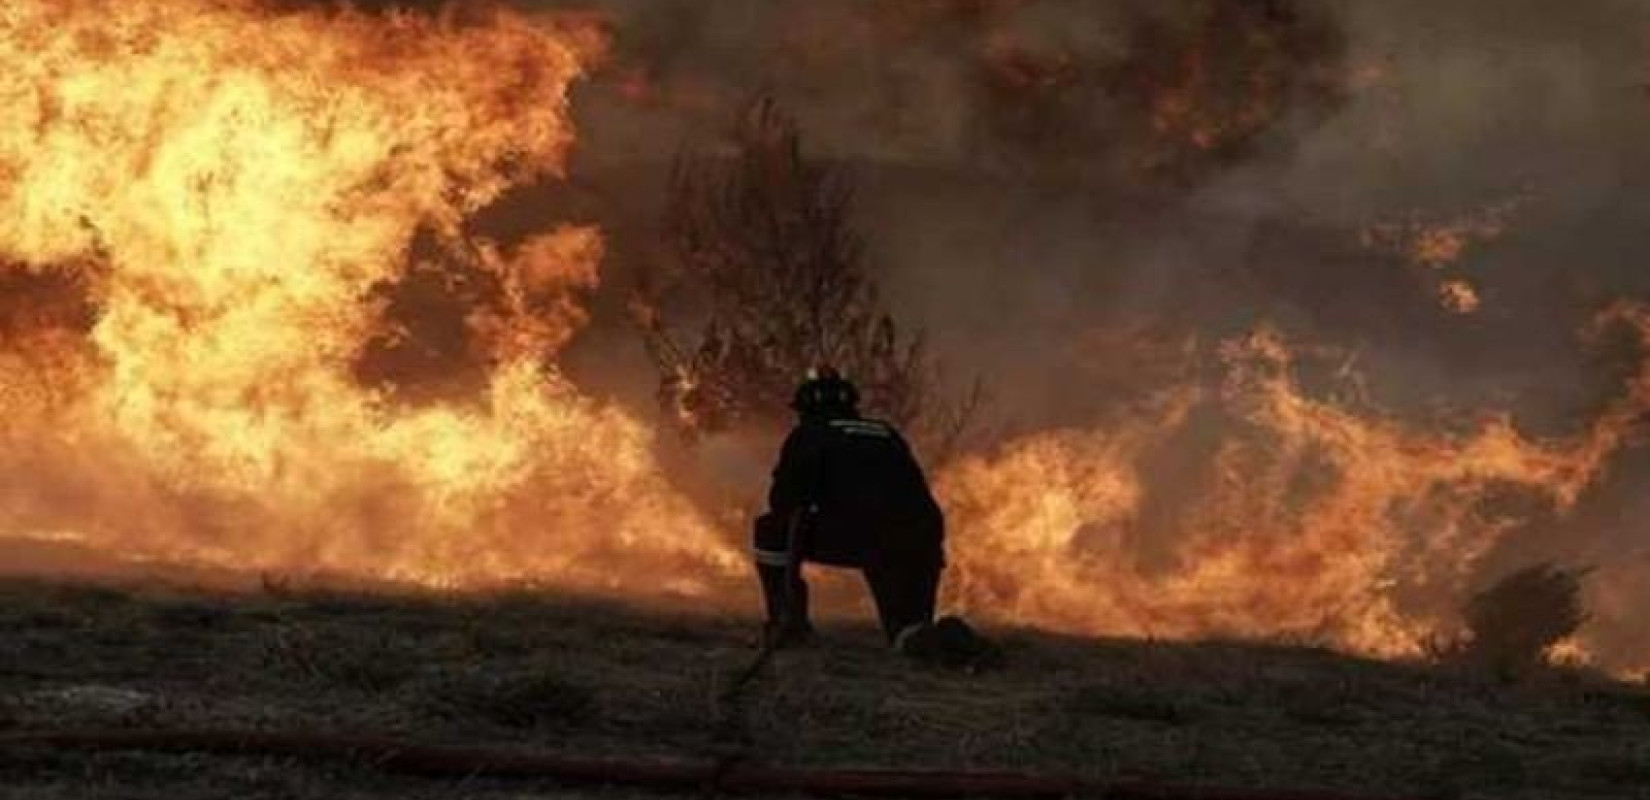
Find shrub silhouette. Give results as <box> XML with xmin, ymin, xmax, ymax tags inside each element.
<box><xmin>1459</xmin><ymin>562</ymin><xmax>1590</xmax><ymax>677</ymax></box>
<box><xmin>635</xmin><ymin>97</ymin><xmax>980</xmax><ymax>457</ymax></box>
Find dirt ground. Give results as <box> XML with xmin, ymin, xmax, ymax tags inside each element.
<box><xmin>1</xmin><ymin>577</ymin><xmax>1647</xmax><ymax>799</ymax></box>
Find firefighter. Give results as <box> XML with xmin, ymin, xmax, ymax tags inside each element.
<box><xmin>753</xmin><ymin>369</ymin><xmax>993</xmax><ymax>666</ymax></box>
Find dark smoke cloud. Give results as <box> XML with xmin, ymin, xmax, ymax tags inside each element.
<box><xmin>503</xmin><ymin>0</ymin><xmax>1356</xmax><ymax>416</ymax></box>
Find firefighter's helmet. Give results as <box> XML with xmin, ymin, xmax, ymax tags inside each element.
<box><xmin>792</xmin><ymin>367</ymin><xmax>860</xmax><ymax>417</ymax></box>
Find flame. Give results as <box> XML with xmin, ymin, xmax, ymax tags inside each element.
<box><xmin>1438</xmin><ymin>280</ymin><xmax>1481</xmax><ymax>314</ymax></box>
<box><xmin>1361</xmin><ymin>197</ymin><xmax>1525</xmax><ymax>314</ymax></box>
<box><xmin>1123</xmin><ymin>1</ymin><xmax>1347</xmax><ymax>179</ymax></box>
<box><xmin>1362</xmin><ymin>198</ymin><xmax>1522</xmax><ymax>271</ymax></box>
<box><xmin>0</xmin><ymin>0</ymin><xmax>738</xmax><ymax>592</ymax></box>
<box><xmin>938</xmin><ymin>321</ymin><xmax>1649</xmax><ymax>658</ymax></box>
<box><xmin>1</xmin><ymin>0</ymin><xmax>1646</xmax><ymax>674</ymax></box>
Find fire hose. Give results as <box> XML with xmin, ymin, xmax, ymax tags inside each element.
<box><xmin>703</xmin><ymin>508</ymin><xmax>809</xmax><ymax>771</ymax></box>
<box><xmin>1</xmin><ymin>728</ymin><xmax>1430</xmax><ymax>800</ymax></box>
<box><xmin>1</xmin><ymin>624</ymin><xmax>1432</xmax><ymax>799</ymax></box>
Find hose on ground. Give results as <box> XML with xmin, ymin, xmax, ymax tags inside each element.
<box><xmin>1</xmin><ymin>728</ymin><xmax>1430</xmax><ymax>800</ymax></box>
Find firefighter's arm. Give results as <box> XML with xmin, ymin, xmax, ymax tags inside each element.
<box><xmin>767</xmin><ymin>425</ymin><xmax>823</xmax><ymax>518</ymax></box>
<box><xmin>891</xmin><ymin>428</ymin><xmax>942</xmax><ymax>507</ymax></box>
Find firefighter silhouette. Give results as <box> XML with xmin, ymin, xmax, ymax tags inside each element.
<box><xmin>754</xmin><ymin>368</ymin><xmax>992</xmax><ymax>665</ymax></box>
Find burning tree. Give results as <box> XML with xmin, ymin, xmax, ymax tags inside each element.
<box><xmin>635</xmin><ymin>98</ymin><xmax>979</xmax><ymax>454</ymax></box>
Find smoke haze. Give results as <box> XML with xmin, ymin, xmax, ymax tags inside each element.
<box><xmin>4</xmin><ymin>0</ymin><xmax>1650</xmax><ymax>671</ymax></box>
<box><xmin>540</xmin><ymin>0</ymin><xmax>1650</xmax><ymax>669</ymax></box>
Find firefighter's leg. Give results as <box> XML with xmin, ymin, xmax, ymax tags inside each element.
<box><xmin>862</xmin><ymin>548</ymin><xmax>941</xmax><ymax>645</ymax></box>
<box><xmin>752</xmin><ymin>513</ymin><xmax>811</xmax><ymax>634</ymax></box>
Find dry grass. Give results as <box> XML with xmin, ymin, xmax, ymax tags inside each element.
<box><xmin>1</xmin><ymin>578</ymin><xmax>1647</xmax><ymax>799</ymax></box>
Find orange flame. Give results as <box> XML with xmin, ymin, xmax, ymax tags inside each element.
<box><xmin>1361</xmin><ymin>197</ymin><xmax>1525</xmax><ymax>314</ymax></box>
<box><xmin>0</xmin><ymin>0</ymin><xmax>738</xmax><ymax>592</ymax></box>
<box><xmin>1</xmin><ymin>1</ymin><xmax>1646</xmax><ymax>674</ymax></box>
<box><xmin>939</xmin><ymin>321</ymin><xmax>1648</xmax><ymax>659</ymax></box>
<box><xmin>1437</xmin><ymin>280</ymin><xmax>1482</xmax><ymax>314</ymax></box>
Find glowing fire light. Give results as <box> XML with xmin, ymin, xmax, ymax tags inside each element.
<box><xmin>0</xmin><ymin>1</ymin><xmax>1645</xmax><ymax>673</ymax></box>
<box><xmin>939</xmin><ymin>319</ymin><xmax>1650</xmax><ymax>659</ymax></box>
<box><xmin>0</xmin><ymin>0</ymin><xmax>737</xmax><ymax>592</ymax></box>
<box><xmin>1361</xmin><ymin>197</ymin><xmax>1524</xmax><ymax>314</ymax></box>
<box><xmin>1438</xmin><ymin>280</ymin><xmax>1481</xmax><ymax>314</ymax></box>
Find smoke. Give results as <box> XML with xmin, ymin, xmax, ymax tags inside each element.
<box><xmin>527</xmin><ymin>0</ymin><xmax>1649</xmax><ymax>396</ymax></box>
<box><xmin>529</xmin><ymin>0</ymin><xmax>1354</xmax><ymax>416</ymax></box>
<box><xmin>512</xmin><ymin>0</ymin><xmax>1650</xmax><ymax>668</ymax></box>
<box><xmin>5</xmin><ymin>0</ymin><xmax>1650</xmax><ymax>670</ymax></box>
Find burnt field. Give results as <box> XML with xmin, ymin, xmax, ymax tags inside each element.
<box><xmin>0</xmin><ymin>578</ymin><xmax>1646</xmax><ymax>800</ymax></box>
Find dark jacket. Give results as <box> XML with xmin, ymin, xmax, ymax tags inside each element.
<box><xmin>767</xmin><ymin>414</ymin><xmax>944</xmax><ymax>566</ymax></box>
